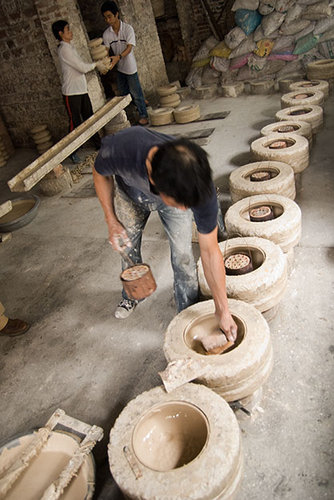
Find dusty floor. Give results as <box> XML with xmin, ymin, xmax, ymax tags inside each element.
<box><xmin>0</xmin><ymin>90</ymin><xmax>333</xmax><ymax>499</ymax></box>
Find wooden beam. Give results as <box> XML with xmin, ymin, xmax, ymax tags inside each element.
<box><xmin>8</xmin><ymin>95</ymin><xmax>132</xmax><ymax>193</ymax></box>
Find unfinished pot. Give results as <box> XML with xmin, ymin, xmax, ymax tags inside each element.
<box><xmin>0</xmin><ymin>431</ymin><xmax>95</xmax><ymax>500</ymax></box>
<box><xmin>280</xmin><ymin>89</ymin><xmax>324</xmax><ymax>108</ymax></box>
<box><xmin>275</xmin><ymin>104</ymin><xmax>323</xmax><ymax>133</ymax></box>
<box><xmin>225</xmin><ymin>194</ymin><xmax>302</xmax><ymax>253</ymax></box>
<box><xmin>229</xmin><ymin>161</ymin><xmax>296</xmax><ymax>202</ymax></box>
<box><xmin>164</xmin><ymin>299</ymin><xmax>273</xmax><ymax>403</ymax></box>
<box><xmin>108</xmin><ymin>383</ymin><xmax>243</xmax><ymax>500</ymax></box>
<box><xmin>251</xmin><ymin>133</ymin><xmax>309</xmax><ymax>173</ymax></box>
<box><xmin>289</xmin><ymin>80</ymin><xmax>329</xmax><ymax>99</ymax></box>
<box><xmin>225</xmin><ymin>253</ymin><xmax>253</xmax><ymax>275</ymax></box>
<box><xmin>121</xmin><ymin>264</ymin><xmax>157</xmax><ymax>300</ymax></box>
<box><xmin>197</xmin><ymin>236</ymin><xmax>288</xmax><ymax>314</ymax></box>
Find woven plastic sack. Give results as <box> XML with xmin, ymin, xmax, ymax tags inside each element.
<box><xmin>302</xmin><ymin>1</ymin><xmax>332</xmax><ymax>19</ymax></box>
<box><xmin>298</xmin><ymin>0</ymin><xmax>327</xmax><ymax>4</ymax></box>
<box><xmin>229</xmin><ymin>35</ymin><xmax>256</xmax><ymax>58</ymax></box>
<box><xmin>314</xmin><ymin>16</ymin><xmax>334</xmax><ymax>35</ymax></box>
<box><xmin>201</xmin><ymin>65</ymin><xmax>220</xmax><ymax>83</ymax></box>
<box><xmin>284</xmin><ymin>4</ymin><xmax>304</xmax><ymax>24</ymax></box>
<box><xmin>299</xmin><ymin>48</ymin><xmax>323</xmax><ymax>68</ymax></box>
<box><xmin>280</xmin><ymin>20</ymin><xmax>311</xmax><ymax>35</ymax></box>
<box><xmin>293</xmin><ymin>33</ymin><xmax>320</xmax><ymax>54</ymax></box>
<box><xmin>210</xmin><ymin>41</ymin><xmax>232</xmax><ymax>58</ymax></box>
<box><xmin>185</xmin><ymin>67</ymin><xmax>203</xmax><ymax>88</ymax></box>
<box><xmin>258</xmin><ymin>0</ymin><xmax>276</xmax><ymax>15</ymax></box>
<box><xmin>192</xmin><ymin>36</ymin><xmax>219</xmax><ymax>62</ymax></box>
<box><xmin>230</xmin><ymin>53</ymin><xmax>251</xmax><ymax>69</ymax></box>
<box><xmin>248</xmin><ymin>54</ymin><xmax>268</xmax><ymax>70</ymax></box>
<box><xmin>295</xmin><ymin>22</ymin><xmax>316</xmax><ymax>41</ymax></box>
<box><xmin>276</xmin><ymin>0</ymin><xmax>293</xmax><ymax>13</ymax></box>
<box><xmin>225</xmin><ymin>27</ymin><xmax>247</xmax><ymax>49</ymax></box>
<box><xmin>318</xmin><ymin>39</ymin><xmax>334</xmax><ymax>58</ymax></box>
<box><xmin>272</xmin><ymin>35</ymin><xmax>295</xmax><ymax>52</ymax></box>
<box><xmin>254</xmin><ymin>24</ymin><xmax>280</xmax><ymax>41</ymax></box>
<box><xmin>191</xmin><ymin>57</ymin><xmax>210</xmax><ymax>68</ymax></box>
<box><xmin>210</xmin><ymin>56</ymin><xmax>230</xmax><ymax>72</ymax></box>
<box><xmin>254</xmin><ymin>39</ymin><xmax>275</xmax><ymax>56</ymax></box>
<box><xmin>268</xmin><ymin>52</ymin><xmax>298</xmax><ymax>60</ymax></box>
<box><xmin>232</xmin><ymin>0</ymin><xmax>259</xmax><ymax>10</ymax></box>
<box><xmin>320</xmin><ymin>28</ymin><xmax>334</xmax><ymax>41</ymax></box>
<box><xmin>262</xmin><ymin>12</ymin><xmax>286</xmax><ymax>36</ymax></box>
<box><xmin>235</xmin><ymin>9</ymin><xmax>262</xmax><ymax>35</ymax></box>
<box><xmin>277</xmin><ymin>59</ymin><xmax>304</xmax><ymax>77</ymax></box>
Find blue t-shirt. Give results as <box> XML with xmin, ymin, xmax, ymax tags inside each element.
<box><xmin>94</xmin><ymin>127</ymin><xmax>218</xmax><ymax>234</ymax></box>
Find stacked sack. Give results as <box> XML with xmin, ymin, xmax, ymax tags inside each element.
<box><xmin>31</xmin><ymin>124</ymin><xmax>53</xmax><ymax>155</ymax></box>
<box><xmin>186</xmin><ymin>0</ymin><xmax>334</xmax><ymax>88</ymax></box>
<box><xmin>88</xmin><ymin>38</ymin><xmax>112</xmax><ymax>74</ymax></box>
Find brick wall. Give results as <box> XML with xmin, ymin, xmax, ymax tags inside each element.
<box><xmin>0</xmin><ymin>0</ymin><xmax>67</xmax><ymax>146</ymax></box>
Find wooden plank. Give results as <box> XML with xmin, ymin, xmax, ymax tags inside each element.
<box><xmin>197</xmin><ymin>111</ymin><xmax>230</xmax><ymax>122</ymax></box>
<box><xmin>174</xmin><ymin>127</ymin><xmax>215</xmax><ymax>140</ymax></box>
<box><xmin>8</xmin><ymin>95</ymin><xmax>132</xmax><ymax>193</ymax></box>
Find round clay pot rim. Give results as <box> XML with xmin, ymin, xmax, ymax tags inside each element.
<box><xmin>268</xmin><ymin>139</ymin><xmax>292</xmax><ymax>149</ymax></box>
<box><xmin>276</xmin><ymin>124</ymin><xmax>299</xmax><ymax>133</ymax></box>
<box><xmin>246</xmin><ymin>167</ymin><xmax>279</xmax><ymax>181</ymax></box>
<box><xmin>225</xmin><ymin>252</ymin><xmax>251</xmax><ymax>269</ymax></box>
<box><xmin>288</xmin><ymin>107</ymin><xmax>312</xmax><ymax>115</ymax></box>
<box><xmin>293</xmin><ymin>92</ymin><xmax>313</xmax><ymax>99</ymax></box>
<box><xmin>249</xmin><ymin>205</ymin><xmax>272</xmax><ymax>217</ymax></box>
<box><xmin>131</xmin><ymin>400</ymin><xmax>210</xmax><ymax>471</ymax></box>
<box><xmin>183</xmin><ymin>311</ymin><xmax>246</xmax><ymax>355</ymax></box>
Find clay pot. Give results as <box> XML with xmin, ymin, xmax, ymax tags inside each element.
<box><xmin>120</xmin><ymin>264</ymin><xmax>156</xmax><ymax>300</ymax></box>
<box><xmin>225</xmin><ymin>252</ymin><xmax>253</xmax><ymax>276</ymax></box>
<box><xmin>249</xmin><ymin>205</ymin><xmax>274</xmax><ymax>222</ymax></box>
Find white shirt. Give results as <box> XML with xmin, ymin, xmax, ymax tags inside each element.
<box><xmin>103</xmin><ymin>21</ymin><xmax>137</xmax><ymax>75</ymax></box>
<box><xmin>58</xmin><ymin>41</ymin><xmax>96</xmax><ymax>95</ymax></box>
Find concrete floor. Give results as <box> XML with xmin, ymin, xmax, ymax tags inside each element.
<box><xmin>0</xmin><ymin>90</ymin><xmax>333</xmax><ymax>499</ymax></box>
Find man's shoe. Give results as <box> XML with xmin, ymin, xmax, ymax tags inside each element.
<box><xmin>69</xmin><ymin>153</ymin><xmax>81</xmax><ymax>164</ymax></box>
<box><xmin>0</xmin><ymin>318</ymin><xmax>30</xmax><ymax>337</ymax></box>
<box><xmin>115</xmin><ymin>299</ymin><xmax>138</xmax><ymax>319</ymax></box>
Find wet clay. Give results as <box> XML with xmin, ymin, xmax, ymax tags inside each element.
<box><xmin>132</xmin><ymin>402</ymin><xmax>208</xmax><ymax>472</ymax></box>
<box><xmin>0</xmin><ymin>432</ymin><xmax>92</xmax><ymax>500</ymax></box>
<box><xmin>0</xmin><ymin>199</ymin><xmax>35</xmax><ymax>224</ymax></box>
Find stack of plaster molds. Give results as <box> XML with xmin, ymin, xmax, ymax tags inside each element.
<box><xmin>157</xmin><ymin>84</ymin><xmax>181</xmax><ymax>108</ymax></box>
<box><xmin>31</xmin><ymin>124</ymin><xmax>53</xmax><ymax>155</ymax></box>
<box><xmin>88</xmin><ymin>38</ymin><xmax>111</xmax><ymax>74</ymax></box>
<box><xmin>104</xmin><ymin>110</ymin><xmax>130</xmax><ymax>135</ymax></box>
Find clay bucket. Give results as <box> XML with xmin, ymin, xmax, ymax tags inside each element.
<box><xmin>120</xmin><ymin>263</ymin><xmax>157</xmax><ymax>300</ymax></box>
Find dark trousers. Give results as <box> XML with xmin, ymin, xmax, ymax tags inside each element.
<box><xmin>63</xmin><ymin>93</ymin><xmax>101</xmax><ymax>149</ymax></box>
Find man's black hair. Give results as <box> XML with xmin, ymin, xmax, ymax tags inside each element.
<box><xmin>150</xmin><ymin>139</ymin><xmax>213</xmax><ymax>208</ymax></box>
<box><xmin>101</xmin><ymin>1</ymin><xmax>119</xmax><ymax>15</ymax></box>
<box><xmin>52</xmin><ymin>20</ymin><xmax>68</xmax><ymax>41</ymax></box>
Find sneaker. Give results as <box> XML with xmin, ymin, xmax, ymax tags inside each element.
<box><xmin>0</xmin><ymin>318</ymin><xmax>30</xmax><ymax>337</ymax></box>
<box><xmin>114</xmin><ymin>298</ymin><xmax>138</xmax><ymax>319</ymax></box>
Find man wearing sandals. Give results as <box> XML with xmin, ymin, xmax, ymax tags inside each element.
<box><xmin>93</xmin><ymin>126</ymin><xmax>237</xmax><ymax>343</ymax></box>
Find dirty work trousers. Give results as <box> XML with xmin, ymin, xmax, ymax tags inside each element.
<box><xmin>0</xmin><ymin>302</ymin><xmax>8</xmax><ymax>330</ymax></box>
<box><xmin>63</xmin><ymin>93</ymin><xmax>101</xmax><ymax>149</ymax></box>
<box><xmin>114</xmin><ymin>186</ymin><xmax>198</xmax><ymax>312</ymax></box>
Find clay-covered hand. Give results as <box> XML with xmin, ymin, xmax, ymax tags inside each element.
<box><xmin>96</xmin><ymin>57</ymin><xmax>112</xmax><ymax>74</ymax></box>
<box><xmin>108</xmin><ymin>222</ymin><xmax>131</xmax><ymax>252</ymax></box>
<box><xmin>216</xmin><ymin>311</ymin><xmax>238</xmax><ymax>343</ymax></box>
<box><xmin>110</xmin><ymin>55</ymin><xmax>119</xmax><ymax>68</ymax></box>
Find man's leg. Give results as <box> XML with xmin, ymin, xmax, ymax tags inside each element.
<box><xmin>81</xmin><ymin>94</ymin><xmax>101</xmax><ymax>149</ymax></box>
<box><xmin>158</xmin><ymin>206</ymin><xmax>198</xmax><ymax>312</ymax></box>
<box><xmin>63</xmin><ymin>95</ymin><xmax>82</xmax><ymax>162</ymax></box>
<box><xmin>126</xmin><ymin>73</ymin><xmax>148</xmax><ymax>122</ymax></box>
<box><xmin>114</xmin><ymin>187</ymin><xmax>150</xmax><ymax>316</ymax></box>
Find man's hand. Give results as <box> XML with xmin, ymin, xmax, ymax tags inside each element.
<box><xmin>216</xmin><ymin>310</ymin><xmax>238</xmax><ymax>343</ymax></box>
<box><xmin>108</xmin><ymin>221</ymin><xmax>131</xmax><ymax>252</ymax></box>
